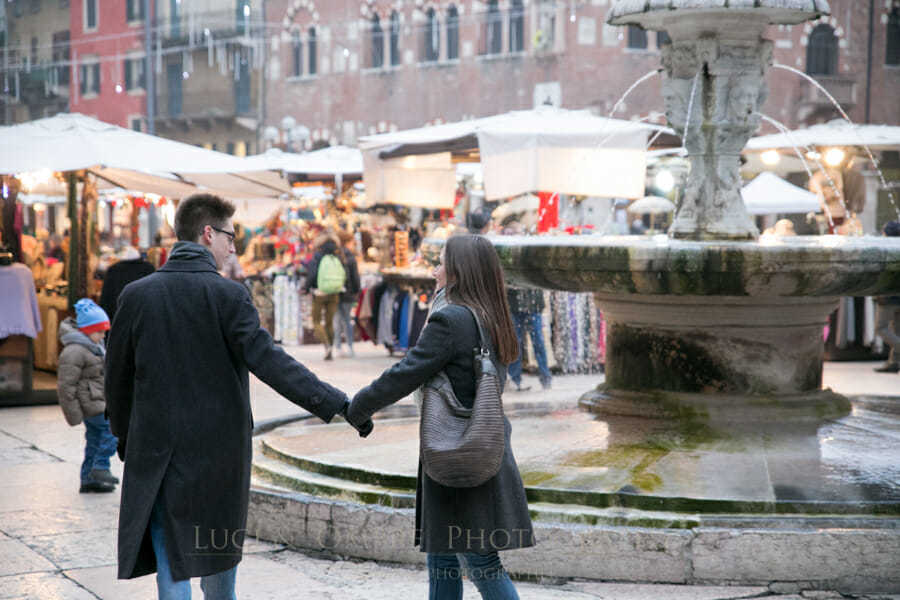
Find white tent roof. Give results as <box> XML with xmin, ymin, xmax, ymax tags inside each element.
<box><xmin>0</xmin><ymin>113</ymin><xmax>290</xmax><ymax>199</ymax></box>
<box><xmin>242</xmin><ymin>146</ymin><xmax>363</xmax><ymax>177</ymax></box>
<box><xmin>359</xmin><ymin>107</ymin><xmax>673</xmax><ymax>207</ymax></box>
<box><xmin>746</xmin><ymin>120</ymin><xmax>900</xmax><ymax>152</ymax></box>
<box><xmin>740</xmin><ymin>171</ymin><xmax>821</xmax><ymax>215</ymax></box>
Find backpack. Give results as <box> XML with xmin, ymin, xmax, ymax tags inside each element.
<box><xmin>316</xmin><ymin>254</ymin><xmax>346</xmax><ymax>294</ymax></box>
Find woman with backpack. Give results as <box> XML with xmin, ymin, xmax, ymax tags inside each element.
<box><xmin>304</xmin><ymin>234</ymin><xmax>346</xmax><ymax>360</ymax></box>
<box><xmin>346</xmin><ymin>235</ymin><xmax>534</xmax><ymax>599</ymax></box>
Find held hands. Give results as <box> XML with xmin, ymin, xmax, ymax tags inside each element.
<box><xmin>341</xmin><ymin>399</ymin><xmax>374</xmax><ymax>438</ymax></box>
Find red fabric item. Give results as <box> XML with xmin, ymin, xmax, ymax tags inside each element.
<box><xmin>79</xmin><ymin>321</ymin><xmax>110</xmax><ymax>334</ymax></box>
<box><xmin>537</xmin><ymin>192</ymin><xmax>559</xmax><ymax>233</ymax></box>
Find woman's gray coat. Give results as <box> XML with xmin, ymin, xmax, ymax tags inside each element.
<box><xmin>105</xmin><ymin>242</ymin><xmax>347</xmax><ymax>581</ymax></box>
<box><xmin>348</xmin><ymin>303</ymin><xmax>535</xmax><ymax>554</ymax></box>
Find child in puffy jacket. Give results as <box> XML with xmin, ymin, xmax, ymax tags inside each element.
<box><xmin>57</xmin><ymin>299</ymin><xmax>119</xmax><ymax>493</ymax></box>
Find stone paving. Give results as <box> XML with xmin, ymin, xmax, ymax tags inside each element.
<box><xmin>1</xmin><ymin>342</ymin><xmax>898</xmax><ymax>599</ymax></box>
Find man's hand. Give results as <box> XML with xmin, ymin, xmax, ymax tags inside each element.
<box><xmin>341</xmin><ymin>400</ymin><xmax>373</xmax><ymax>438</ymax></box>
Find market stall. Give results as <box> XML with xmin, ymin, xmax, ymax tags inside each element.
<box><xmin>353</xmin><ymin>107</ymin><xmax>680</xmax><ymax>369</ymax></box>
<box><xmin>0</xmin><ymin>114</ymin><xmax>290</xmax><ymax>402</ymax></box>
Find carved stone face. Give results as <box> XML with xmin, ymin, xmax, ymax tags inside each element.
<box><xmin>727</xmin><ymin>75</ymin><xmax>763</xmax><ymax>124</ymax></box>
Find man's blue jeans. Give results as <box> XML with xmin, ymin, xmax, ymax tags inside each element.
<box><xmin>508</xmin><ymin>312</ymin><xmax>551</xmax><ymax>386</ymax></box>
<box><xmin>80</xmin><ymin>413</ymin><xmax>117</xmax><ymax>483</ymax></box>
<box><xmin>428</xmin><ymin>552</ymin><xmax>519</xmax><ymax>600</ymax></box>
<box><xmin>149</xmin><ymin>495</ymin><xmax>237</xmax><ymax>600</ymax></box>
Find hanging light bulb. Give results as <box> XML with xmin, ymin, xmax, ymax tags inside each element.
<box><xmin>824</xmin><ymin>147</ymin><xmax>846</xmax><ymax>167</ymax></box>
<box><xmin>761</xmin><ymin>149</ymin><xmax>781</xmax><ymax>166</ymax></box>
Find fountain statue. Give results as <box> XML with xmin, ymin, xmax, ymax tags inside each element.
<box><xmin>497</xmin><ymin>0</ymin><xmax>900</xmax><ymax>426</ymax></box>
<box><xmin>247</xmin><ymin>1</ymin><xmax>900</xmax><ymax>592</ymax></box>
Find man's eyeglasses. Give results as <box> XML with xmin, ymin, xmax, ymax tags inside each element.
<box><xmin>210</xmin><ymin>226</ymin><xmax>236</xmax><ymax>242</ymax></box>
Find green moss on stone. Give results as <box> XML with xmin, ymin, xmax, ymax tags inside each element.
<box><xmin>522</xmin><ymin>471</ymin><xmax>557</xmax><ymax>486</ymax></box>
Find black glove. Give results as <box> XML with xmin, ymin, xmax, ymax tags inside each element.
<box><xmin>341</xmin><ymin>400</ymin><xmax>374</xmax><ymax>438</ymax></box>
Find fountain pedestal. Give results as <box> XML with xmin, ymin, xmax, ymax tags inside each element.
<box><xmin>494</xmin><ymin>235</ymin><xmax>900</xmax><ymax>425</ymax></box>
<box><xmin>583</xmin><ymin>293</ymin><xmax>850</xmax><ymax>422</ymax></box>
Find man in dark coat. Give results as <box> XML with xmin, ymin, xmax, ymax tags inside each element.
<box><xmin>105</xmin><ymin>194</ymin><xmax>363</xmax><ymax>596</ymax></box>
<box><xmin>98</xmin><ymin>246</ymin><xmax>154</xmax><ymax>324</ymax></box>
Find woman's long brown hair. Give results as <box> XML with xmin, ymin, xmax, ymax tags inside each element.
<box><xmin>443</xmin><ymin>235</ymin><xmax>519</xmax><ymax>365</ymax></box>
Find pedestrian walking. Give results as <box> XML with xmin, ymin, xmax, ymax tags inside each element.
<box><xmin>507</xmin><ymin>285</ymin><xmax>552</xmax><ymax>391</ymax></box>
<box><xmin>304</xmin><ymin>234</ymin><xmax>345</xmax><ymax>360</ymax></box>
<box><xmin>57</xmin><ymin>299</ymin><xmax>119</xmax><ymax>493</ymax></box>
<box><xmin>98</xmin><ymin>246</ymin><xmax>154</xmax><ymax>324</ymax></box>
<box><xmin>105</xmin><ymin>194</ymin><xmax>368</xmax><ymax>598</ymax></box>
<box><xmin>332</xmin><ymin>230</ymin><xmax>361</xmax><ymax>357</ymax></box>
<box><xmin>874</xmin><ymin>220</ymin><xmax>900</xmax><ymax>373</ymax></box>
<box><xmin>346</xmin><ymin>234</ymin><xmax>534</xmax><ymax>600</ymax></box>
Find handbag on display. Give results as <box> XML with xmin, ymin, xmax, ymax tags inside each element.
<box><xmin>420</xmin><ymin>304</ymin><xmax>506</xmax><ymax>488</ymax></box>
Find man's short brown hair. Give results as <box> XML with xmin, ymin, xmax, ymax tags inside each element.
<box><xmin>174</xmin><ymin>194</ymin><xmax>236</xmax><ymax>242</ymax></box>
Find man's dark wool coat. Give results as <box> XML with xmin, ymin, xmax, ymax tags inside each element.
<box><xmin>105</xmin><ymin>242</ymin><xmax>347</xmax><ymax>581</ymax></box>
<box><xmin>348</xmin><ymin>303</ymin><xmax>535</xmax><ymax>554</ymax></box>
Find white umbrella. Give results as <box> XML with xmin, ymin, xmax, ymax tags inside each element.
<box><xmin>242</xmin><ymin>146</ymin><xmax>364</xmax><ymax>177</ymax></box>
<box><xmin>492</xmin><ymin>195</ymin><xmax>540</xmax><ymax>221</ymax></box>
<box><xmin>740</xmin><ymin>172</ymin><xmax>820</xmax><ymax>215</ymax></box>
<box><xmin>746</xmin><ymin>120</ymin><xmax>900</xmax><ymax>152</ymax></box>
<box><xmin>628</xmin><ymin>196</ymin><xmax>675</xmax><ymax>214</ymax></box>
<box><xmin>628</xmin><ymin>195</ymin><xmax>675</xmax><ymax>231</ymax></box>
<box><xmin>0</xmin><ymin>113</ymin><xmax>289</xmax><ymax>199</ymax></box>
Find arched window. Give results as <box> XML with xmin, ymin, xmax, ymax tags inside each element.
<box><xmin>390</xmin><ymin>11</ymin><xmax>401</xmax><ymax>66</ymax></box>
<box><xmin>308</xmin><ymin>26</ymin><xmax>317</xmax><ymax>75</ymax></box>
<box><xmin>806</xmin><ymin>24</ymin><xmax>838</xmax><ymax>75</ymax></box>
<box><xmin>423</xmin><ymin>8</ymin><xmax>440</xmax><ymax>62</ymax></box>
<box><xmin>627</xmin><ymin>25</ymin><xmax>647</xmax><ymax>49</ymax></box>
<box><xmin>887</xmin><ymin>6</ymin><xmax>900</xmax><ymax>66</ymax></box>
<box><xmin>371</xmin><ymin>14</ymin><xmax>384</xmax><ymax>68</ymax></box>
<box><xmin>447</xmin><ymin>5</ymin><xmax>459</xmax><ymax>60</ymax></box>
<box><xmin>485</xmin><ymin>0</ymin><xmax>502</xmax><ymax>55</ymax></box>
<box><xmin>509</xmin><ymin>0</ymin><xmax>524</xmax><ymax>53</ymax></box>
<box><xmin>291</xmin><ymin>31</ymin><xmax>303</xmax><ymax>76</ymax></box>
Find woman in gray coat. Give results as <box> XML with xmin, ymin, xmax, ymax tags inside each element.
<box><xmin>347</xmin><ymin>235</ymin><xmax>534</xmax><ymax>599</ymax></box>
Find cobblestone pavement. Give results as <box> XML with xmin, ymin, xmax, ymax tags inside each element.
<box><xmin>1</xmin><ymin>342</ymin><xmax>897</xmax><ymax>599</ymax></box>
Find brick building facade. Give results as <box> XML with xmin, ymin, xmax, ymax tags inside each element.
<box><xmin>68</xmin><ymin>0</ymin><xmax>147</xmax><ymax>131</ymax></box>
<box><xmin>1</xmin><ymin>1</ymin><xmax>898</xmax><ymax>155</ymax></box>
<box><xmin>263</xmin><ymin>0</ymin><xmax>900</xmax><ymax>149</ymax></box>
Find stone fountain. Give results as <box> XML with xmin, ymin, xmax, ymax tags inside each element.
<box><xmin>247</xmin><ymin>1</ymin><xmax>900</xmax><ymax>593</ymax></box>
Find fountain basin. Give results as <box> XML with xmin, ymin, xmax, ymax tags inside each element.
<box><xmin>494</xmin><ymin>235</ymin><xmax>900</xmax><ymax>297</ymax></box>
<box><xmin>608</xmin><ymin>1</ymin><xmax>831</xmax><ymax>37</ymax></box>
<box><xmin>493</xmin><ymin>235</ymin><xmax>900</xmax><ymax>416</ymax></box>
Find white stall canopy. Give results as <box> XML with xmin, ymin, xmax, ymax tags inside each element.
<box><xmin>740</xmin><ymin>172</ymin><xmax>821</xmax><ymax>215</ymax></box>
<box><xmin>0</xmin><ymin>113</ymin><xmax>290</xmax><ymax>199</ymax></box>
<box><xmin>242</xmin><ymin>146</ymin><xmax>364</xmax><ymax>177</ymax></box>
<box><xmin>359</xmin><ymin>107</ymin><xmax>674</xmax><ymax>208</ymax></box>
<box><xmin>746</xmin><ymin>120</ymin><xmax>900</xmax><ymax>152</ymax></box>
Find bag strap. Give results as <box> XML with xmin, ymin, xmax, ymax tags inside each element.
<box><xmin>434</xmin><ymin>303</ymin><xmax>490</xmax><ymax>357</ymax></box>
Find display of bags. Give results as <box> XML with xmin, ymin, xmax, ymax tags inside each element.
<box><xmin>420</xmin><ymin>305</ymin><xmax>505</xmax><ymax>488</ymax></box>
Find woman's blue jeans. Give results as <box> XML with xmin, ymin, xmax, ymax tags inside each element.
<box><xmin>80</xmin><ymin>413</ymin><xmax>117</xmax><ymax>484</ymax></box>
<box><xmin>427</xmin><ymin>552</ymin><xmax>519</xmax><ymax>600</ymax></box>
<box><xmin>332</xmin><ymin>300</ymin><xmax>355</xmax><ymax>349</ymax></box>
<box><xmin>149</xmin><ymin>495</ymin><xmax>237</xmax><ymax>600</ymax></box>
